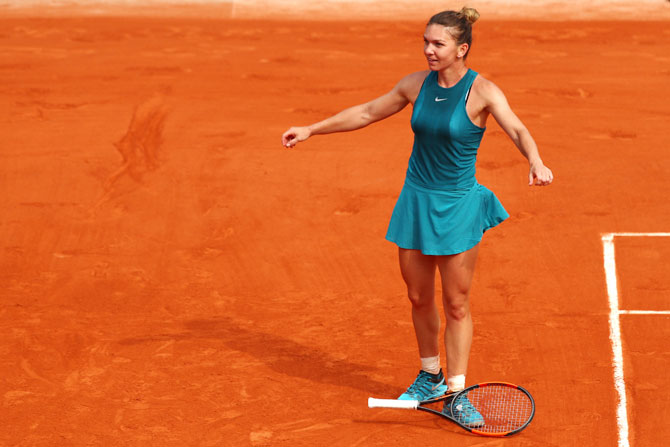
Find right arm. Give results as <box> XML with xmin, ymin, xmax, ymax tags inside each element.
<box><xmin>281</xmin><ymin>71</ymin><xmax>427</xmax><ymax>148</ymax></box>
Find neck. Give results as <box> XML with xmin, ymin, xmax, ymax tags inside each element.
<box><xmin>436</xmin><ymin>63</ymin><xmax>468</xmax><ymax>88</ymax></box>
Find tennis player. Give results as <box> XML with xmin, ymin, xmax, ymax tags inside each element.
<box><xmin>282</xmin><ymin>7</ymin><xmax>553</xmax><ymax>425</ymax></box>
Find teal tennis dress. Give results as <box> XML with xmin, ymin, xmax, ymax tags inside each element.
<box><xmin>385</xmin><ymin>69</ymin><xmax>509</xmax><ymax>255</ymax></box>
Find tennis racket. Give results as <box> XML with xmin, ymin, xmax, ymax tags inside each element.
<box><xmin>368</xmin><ymin>382</ymin><xmax>535</xmax><ymax>437</ymax></box>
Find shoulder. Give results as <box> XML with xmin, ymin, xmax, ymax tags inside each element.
<box><xmin>395</xmin><ymin>70</ymin><xmax>431</xmax><ymax>102</ymax></box>
<box><xmin>401</xmin><ymin>70</ymin><xmax>431</xmax><ymax>84</ymax></box>
<box><xmin>471</xmin><ymin>73</ymin><xmax>507</xmax><ymax>104</ymax></box>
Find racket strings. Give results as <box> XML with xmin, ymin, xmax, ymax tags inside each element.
<box><xmin>464</xmin><ymin>385</ymin><xmax>533</xmax><ymax>434</ymax></box>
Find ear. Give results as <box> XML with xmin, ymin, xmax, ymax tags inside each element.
<box><xmin>457</xmin><ymin>43</ymin><xmax>469</xmax><ymax>58</ymax></box>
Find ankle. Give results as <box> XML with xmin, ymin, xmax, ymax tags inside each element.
<box><xmin>447</xmin><ymin>374</ymin><xmax>465</xmax><ymax>391</ymax></box>
<box><xmin>420</xmin><ymin>355</ymin><xmax>441</xmax><ymax>375</ymax></box>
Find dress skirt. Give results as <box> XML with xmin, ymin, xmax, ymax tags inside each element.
<box><xmin>385</xmin><ymin>177</ymin><xmax>509</xmax><ymax>256</ymax></box>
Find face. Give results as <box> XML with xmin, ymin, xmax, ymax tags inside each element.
<box><xmin>423</xmin><ymin>24</ymin><xmax>469</xmax><ymax>70</ymax></box>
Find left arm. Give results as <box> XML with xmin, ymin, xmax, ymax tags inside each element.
<box><xmin>480</xmin><ymin>80</ymin><xmax>554</xmax><ymax>186</ymax></box>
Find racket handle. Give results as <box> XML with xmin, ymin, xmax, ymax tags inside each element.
<box><xmin>368</xmin><ymin>397</ymin><xmax>419</xmax><ymax>409</ymax></box>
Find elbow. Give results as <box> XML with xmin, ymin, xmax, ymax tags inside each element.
<box><xmin>360</xmin><ymin>105</ymin><xmax>375</xmax><ymax>126</ymax></box>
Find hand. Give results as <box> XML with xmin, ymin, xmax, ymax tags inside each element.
<box><xmin>528</xmin><ymin>163</ymin><xmax>553</xmax><ymax>186</ymax></box>
<box><xmin>282</xmin><ymin>126</ymin><xmax>311</xmax><ymax>148</ymax></box>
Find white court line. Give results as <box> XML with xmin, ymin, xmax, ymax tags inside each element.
<box><xmin>602</xmin><ymin>231</ymin><xmax>670</xmax><ymax>447</ymax></box>
<box><xmin>607</xmin><ymin>232</ymin><xmax>670</xmax><ymax>237</ymax></box>
<box><xmin>620</xmin><ymin>310</ymin><xmax>670</xmax><ymax>315</ymax></box>
<box><xmin>602</xmin><ymin>233</ymin><xmax>630</xmax><ymax>447</ymax></box>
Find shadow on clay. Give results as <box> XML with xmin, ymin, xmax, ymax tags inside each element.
<box><xmin>184</xmin><ymin>317</ymin><xmax>396</xmax><ymax>396</ymax></box>
<box><xmin>118</xmin><ymin>316</ymin><xmax>396</xmax><ymax>396</ymax></box>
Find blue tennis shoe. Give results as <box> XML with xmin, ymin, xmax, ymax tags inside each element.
<box><xmin>398</xmin><ymin>369</ymin><xmax>448</xmax><ymax>401</ymax></box>
<box><xmin>443</xmin><ymin>394</ymin><xmax>485</xmax><ymax>427</ymax></box>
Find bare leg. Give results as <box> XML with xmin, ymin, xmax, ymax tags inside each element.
<box><xmin>398</xmin><ymin>248</ymin><xmax>439</xmax><ymax>358</ymax></box>
<box><xmin>436</xmin><ymin>244</ymin><xmax>479</xmax><ymax>378</ymax></box>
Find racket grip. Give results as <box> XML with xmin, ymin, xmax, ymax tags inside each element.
<box><xmin>368</xmin><ymin>397</ymin><xmax>419</xmax><ymax>409</ymax></box>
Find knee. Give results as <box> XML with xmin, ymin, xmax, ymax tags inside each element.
<box><xmin>443</xmin><ymin>295</ymin><xmax>470</xmax><ymax>321</ymax></box>
<box><xmin>407</xmin><ymin>289</ymin><xmax>434</xmax><ymax>309</ymax></box>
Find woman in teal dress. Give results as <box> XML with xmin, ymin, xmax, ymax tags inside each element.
<box><xmin>282</xmin><ymin>7</ymin><xmax>553</xmax><ymax>423</ymax></box>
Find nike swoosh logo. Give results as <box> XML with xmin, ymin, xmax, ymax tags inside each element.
<box><xmin>431</xmin><ymin>378</ymin><xmax>446</xmax><ymax>390</ymax></box>
<box><xmin>435</xmin><ymin>97</ymin><xmax>448</xmax><ymax>102</ymax></box>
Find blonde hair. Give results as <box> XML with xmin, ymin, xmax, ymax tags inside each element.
<box><xmin>427</xmin><ymin>7</ymin><xmax>480</xmax><ymax>59</ymax></box>
<box><xmin>458</xmin><ymin>7</ymin><xmax>480</xmax><ymax>24</ymax></box>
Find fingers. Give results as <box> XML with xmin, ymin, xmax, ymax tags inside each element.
<box><xmin>530</xmin><ymin>177</ymin><xmax>551</xmax><ymax>186</ymax></box>
<box><xmin>529</xmin><ymin>167</ymin><xmax>554</xmax><ymax>186</ymax></box>
<box><xmin>281</xmin><ymin>130</ymin><xmax>295</xmax><ymax>148</ymax></box>
<box><xmin>281</xmin><ymin>127</ymin><xmax>306</xmax><ymax>148</ymax></box>
<box><xmin>282</xmin><ymin>135</ymin><xmax>295</xmax><ymax>148</ymax></box>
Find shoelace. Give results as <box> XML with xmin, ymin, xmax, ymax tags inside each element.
<box><xmin>405</xmin><ymin>372</ymin><xmax>433</xmax><ymax>394</ymax></box>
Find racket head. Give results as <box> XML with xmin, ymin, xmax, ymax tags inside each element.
<box><xmin>446</xmin><ymin>382</ymin><xmax>535</xmax><ymax>436</ymax></box>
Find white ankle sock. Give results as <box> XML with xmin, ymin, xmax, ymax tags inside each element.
<box><xmin>420</xmin><ymin>355</ymin><xmax>441</xmax><ymax>375</ymax></box>
<box><xmin>447</xmin><ymin>374</ymin><xmax>466</xmax><ymax>391</ymax></box>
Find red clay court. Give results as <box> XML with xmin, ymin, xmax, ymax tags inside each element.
<box><xmin>1</xmin><ymin>1</ymin><xmax>670</xmax><ymax>445</ymax></box>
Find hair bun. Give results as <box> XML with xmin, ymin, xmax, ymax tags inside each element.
<box><xmin>458</xmin><ymin>7</ymin><xmax>480</xmax><ymax>24</ymax></box>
